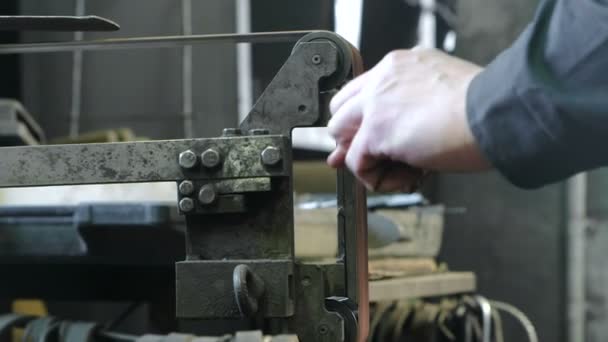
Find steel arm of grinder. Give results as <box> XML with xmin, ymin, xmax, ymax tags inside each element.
<box><xmin>0</xmin><ymin>31</ymin><xmax>368</xmax><ymax>342</ymax></box>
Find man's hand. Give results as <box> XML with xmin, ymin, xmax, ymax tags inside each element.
<box><xmin>327</xmin><ymin>48</ymin><xmax>492</xmax><ymax>192</ymax></box>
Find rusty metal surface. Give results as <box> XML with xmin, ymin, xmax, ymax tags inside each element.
<box><xmin>0</xmin><ymin>31</ymin><xmax>367</xmax><ymax>341</ymax></box>
<box><xmin>0</xmin><ymin>15</ymin><xmax>120</xmax><ymax>32</ymax></box>
<box><xmin>0</xmin><ymin>136</ymin><xmax>288</xmax><ymax>187</ymax></box>
<box><xmin>288</xmin><ymin>264</ymin><xmax>346</xmax><ymax>342</ymax></box>
<box><xmin>176</xmin><ymin>260</ymin><xmax>294</xmax><ymax>319</ymax></box>
<box><xmin>239</xmin><ymin>42</ymin><xmax>337</xmax><ymax>136</ymax></box>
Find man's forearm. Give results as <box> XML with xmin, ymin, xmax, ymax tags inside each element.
<box><xmin>467</xmin><ymin>0</ymin><xmax>608</xmax><ymax>188</ymax></box>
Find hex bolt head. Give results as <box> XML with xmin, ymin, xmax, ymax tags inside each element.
<box><xmin>249</xmin><ymin>128</ymin><xmax>270</xmax><ymax>136</ymax></box>
<box><xmin>178</xmin><ymin>150</ymin><xmax>198</xmax><ymax>169</ymax></box>
<box><xmin>201</xmin><ymin>148</ymin><xmax>221</xmax><ymax>168</ymax></box>
<box><xmin>179</xmin><ymin>198</ymin><xmax>195</xmax><ymax>213</ymax></box>
<box><xmin>261</xmin><ymin>146</ymin><xmax>282</xmax><ymax>166</ymax></box>
<box><xmin>178</xmin><ymin>180</ymin><xmax>195</xmax><ymax>195</ymax></box>
<box><xmin>198</xmin><ymin>184</ymin><xmax>217</xmax><ymax>205</ymax></box>
<box><xmin>222</xmin><ymin>128</ymin><xmax>242</xmax><ymax>137</ymax></box>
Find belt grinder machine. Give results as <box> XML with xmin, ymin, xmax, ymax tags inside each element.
<box><xmin>0</xmin><ymin>31</ymin><xmax>370</xmax><ymax>342</ymax></box>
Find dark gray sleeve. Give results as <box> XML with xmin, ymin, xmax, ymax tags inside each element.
<box><xmin>466</xmin><ymin>0</ymin><xmax>608</xmax><ymax>189</ymax></box>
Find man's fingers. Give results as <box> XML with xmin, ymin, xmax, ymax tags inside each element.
<box><xmin>329</xmin><ymin>71</ymin><xmax>371</xmax><ymax>114</ymax></box>
<box><xmin>327</xmin><ymin>144</ymin><xmax>348</xmax><ymax>168</ymax></box>
<box><xmin>373</xmin><ymin>163</ymin><xmax>419</xmax><ymax>193</ymax></box>
<box><xmin>344</xmin><ymin>125</ymin><xmax>378</xmax><ymax>190</ymax></box>
<box><xmin>327</xmin><ymin>94</ymin><xmax>364</xmax><ymax>142</ymax></box>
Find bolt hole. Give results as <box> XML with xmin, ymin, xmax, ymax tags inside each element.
<box><xmin>298</xmin><ymin>105</ymin><xmax>307</xmax><ymax>113</ymax></box>
<box><xmin>318</xmin><ymin>325</ymin><xmax>329</xmax><ymax>335</ymax></box>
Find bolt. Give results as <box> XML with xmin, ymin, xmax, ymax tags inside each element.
<box><xmin>178</xmin><ymin>180</ymin><xmax>195</xmax><ymax>195</ymax></box>
<box><xmin>178</xmin><ymin>150</ymin><xmax>198</xmax><ymax>169</ymax></box>
<box><xmin>222</xmin><ymin>128</ymin><xmax>242</xmax><ymax>137</ymax></box>
<box><xmin>198</xmin><ymin>184</ymin><xmax>217</xmax><ymax>205</ymax></box>
<box><xmin>179</xmin><ymin>198</ymin><xmax>194</xmax><ymax>213</ymax></box>
<box><xmin>261</xmin><ymin>146</ymin><xmax>282</xmax><ymax>166</ymax></box>
<box><xmin>312</xmin><ymin>54</ymin><xmax>322</xmax><ymax>65</ymax></box>
<box><xmin>249</xmin><ymin>128</ymin><xmax>270</xmax><ymax>136</ymax></box>
<box><xmin>201</xmin><ymin>148</ymin><xmax>221</xmax><ymax>168</ymax></box>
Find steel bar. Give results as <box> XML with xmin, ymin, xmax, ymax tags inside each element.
<box><xmin>0</xmin><ymin>30</ymin><xmax>316</xmax><ymax>55</ymax></box>
<box><xmin>567</xmin><ymin>173</ymin><xmax>588</xmax><ymax>342</ymax></box>
<box><xmin>69</xmin><ymin>0</ymin><xmax>86</xmax><ymax>138</ymax></box>
<box><xmin>181</xmin><ymin>0</ymin><xmax>194</xmax><ymax>138</ymax></box>
<box><xmin>0</xmin><ymin>137</ymin><xmax>288</xmax><ymax>187</ymax></box>
<box><xmin>236</xmin><ymin>0</ymin><xmax>254</xmax><ymax>122</ymax></box>
<box><xmin>0</xmin><ymin>16</ymin><xmax>119</xmax><ymax>32</ymax></box>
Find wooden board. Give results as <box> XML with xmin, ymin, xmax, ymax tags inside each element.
<box><xmin>369</xmin><ymin>272</ymin><xmax>476</xmax><ymax>302</ymax></box>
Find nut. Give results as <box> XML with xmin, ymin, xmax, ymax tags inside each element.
<box><xmin>179</xmin><ymin>198</ymin><xmax>195</xmax><ymax>213</ymax></box>
<box><xmin>201</xmin><ymin>148</ymin><xmax>221</xmax><ymax>168</ymax></box>
<box><xmin>261</xmin><ymin>146</ymin><xmax>282</xmax><ymax>166</ymax></box>
<box><xmin>178</xmin><ymin>180</ymin><xmax>195</xmax><ymax>195</ymax></box>
<box><xmin>178</xmin><ymin>150</ymin><xmax>198</xmax><ymax>169</ymax></box>
<box><xmin>249</xmin><ymin>129</ymin><xmax>270</xmax><ymax>136</ymax></box>
<box><xmin>198</xmin><ymin>184</ymin><xmax>217</xmax><ymax>205</ymax></box>
<box><xmin>222</xmin><ymin>128</ymin><xmax>242</xmax><ymax>137</ymax></box>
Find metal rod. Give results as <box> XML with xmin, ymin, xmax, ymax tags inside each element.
<box><xmin>419</xmin><ymin>0</ymin><xmax>437</xmax><ymax>48</ymax></box>
<box><xmin>566</xmin><ymin>173</ymin><xmax>587</xmax><ymax>342</ymax></box>
<box><xmin>69</xmin><ymin>0</ymin><xmax>86</xmax><ymax>138</ymax></box>
<box><xmin>0</xmin><ymin>30</ymin><xmax>315</xmax><ymax>55</ymax></box>
<box><xmin>182</xmin><ymin>0</ymin><xmax>194</xmax><ymax>138</ymax></box>
<box><xmin>236</xmin><ymin>0</ymin><xmax>254</xmax><ymax>122</ymax></box>
<box><xmin>475</xmin><ymin>296</ymin><xmax>492</xmax><ymax>342</ymax></box>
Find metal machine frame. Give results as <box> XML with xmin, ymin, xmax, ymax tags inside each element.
<box><xmin>0</xmin><ymin>31</ymin><xmax>369</xmax><ymax>342</ymax></box>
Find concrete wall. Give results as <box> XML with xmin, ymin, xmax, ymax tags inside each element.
<box><xmin>437</xmin><ymin>1</ymin><xmax>570</xmax><ymax>342</ymax></box>
<box><xmin>20</xmin><ymin>0</ymin><xmax>238</xmax><ymax>140</ymax></box>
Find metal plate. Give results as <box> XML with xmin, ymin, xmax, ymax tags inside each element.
<box><xmin>176</xmin><ymin>260</ymin><xmax>294</xmax><ymax>319</ymax></box>
<box><xmin>239</xmin><ymin>42</ymin><xmax>338</xmax><ymax>136</ymax></box>
<box><xmin>0</xmin><ymin>136</ymin><xmax>289</xmax><ymax>187</ymax></box>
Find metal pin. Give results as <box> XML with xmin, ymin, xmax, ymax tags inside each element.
<box><xmin>249</xmin><ymin>128</ymin><xmax>269</xmax><ymax>136</ymax></box>
<box><xmin>222</xmin><ymin>128</ymin><xmax>242</xmax><ymax>137</ymax></box>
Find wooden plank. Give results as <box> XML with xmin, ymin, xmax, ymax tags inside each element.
<box><xmin>369</xmin><ymin>258</ymin><xmax>437</xmax><ymax>280</ymax></box>
<box><xmin>369</xmin><ymin>272</ymin><xmax>476</xmax><ymax>302</ymax></box>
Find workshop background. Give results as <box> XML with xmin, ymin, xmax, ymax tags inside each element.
<box><xmin>0</xmin><ymin>1</ymin><xmax>607</xmax><ymax>342</ymax></box>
